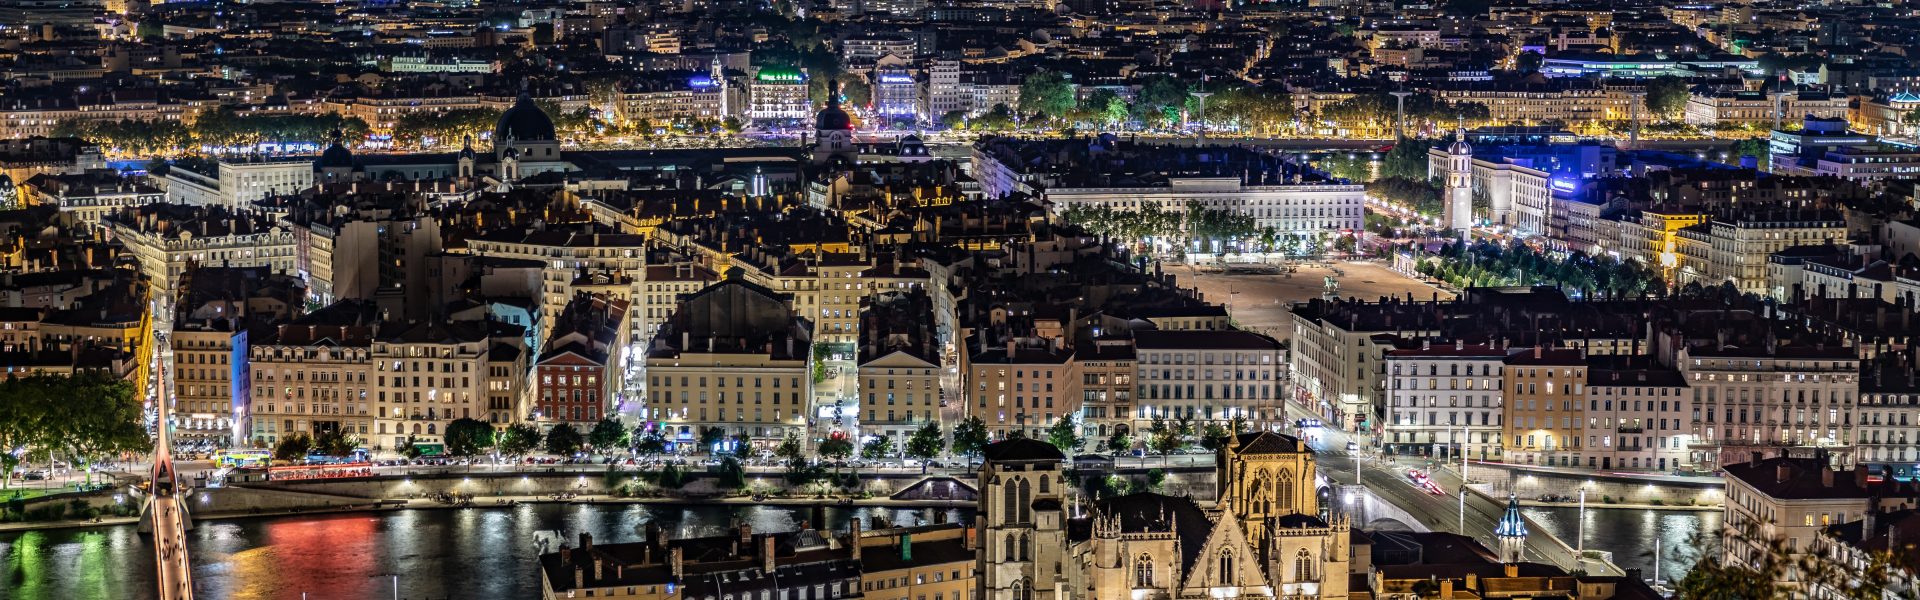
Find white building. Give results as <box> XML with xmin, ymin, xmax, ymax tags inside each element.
<box><xmin>1132</xmin><ymin>329</ymin><xmax>1284</xmax><ymax>426</ymax></box>
<box><xmin>1382</xmin><ymin>341</ymin><xmax>1508</xmax><ymax>458</ymax></box>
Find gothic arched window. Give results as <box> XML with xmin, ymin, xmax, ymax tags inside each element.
<box><xmin>1134</xmin><ymin>555</ymin><xmax>1155</xmax><ymax>587</ymax></box>
<box><xmin>1275</xmin><ymin>469</ymin><xmax>1295</xmax><ymax>514</ymax></box>
<box><xmin>1019</xmin><ymin>532</ymin><xmax>1031</xmax><ymax>562</ymax></box>
<box><xmin>1004</xmin><ymin>533</ymin><xmax>1018</xmax><ymax>562</ymax></box>
<box><xmin>1294</xmin><ymin>549</ymin><xmax>1314</xmax><ymax>582</ymax></box>
<box><xmin>1219</xmin><ymin>549</ymin><xmax>1235</xmax><ymax>584</ymax></box>
<box><xmin>1003</xmin><ymin>478</ymin><xmax>1020</xmax><ymax>525</ymax></box>
<box><xmin>1017</xmin><ymin>478</ymin><xmax>1033</xmax><ymax>524</ymax></box>
<box><xmin>1039</xmin><ymin>473</ymin><xmax>1050</xmax><ymax>494</ymax></box>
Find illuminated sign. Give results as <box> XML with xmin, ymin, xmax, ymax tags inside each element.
<box><xmin>690</xmin><ymin>75</ymin><xmax>717</xmax><ymax>89</ymax></box>
<box><xmin>1550</xmin><ymin>178</ymin><xmax>1577</xmax><ymax>193</ymax></box>
<box><xmin>756</xmin><ymin>69</ymin><xmax>805</xmax><ymax>83</ymax></box>
<box><xmin>878</xmin><ymin>74</ymin><xmax>914</xmax><ymax>84</ymax></box>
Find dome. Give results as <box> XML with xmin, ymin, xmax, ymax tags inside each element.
<box><xmin>816</xmin><ymin>80</ymin><xmax>853</xmax><ymax>132</ymax></box>
<box><xmin>1448</xmin><ymin>137</ymin><xmax>1472</xmax><ymax>155</ymax></box>
<box><xmin>316</xmin><ymin>139</ymin><xmax>355</xmax><ymax>169</ymax></box>
<box><xmin>494</xmin><ymin>93</ymin><xmax>557</xmax><ymax>144</ymax></box>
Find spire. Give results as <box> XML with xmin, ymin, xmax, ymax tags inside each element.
<box><xmin>1495</xmin><ymin>493</ymin><xmax>1527</xmax><ymax>539</ymax></box>
<box><xmin>827</xmin><ymin>78</ymin><xmax>842</xmax><ymax>110</ymax></box>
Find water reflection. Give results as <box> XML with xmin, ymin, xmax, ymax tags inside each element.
<box><xmin>0</xmin><ymin>503</ymin><xmax>970</xmax><ymax>600</ymax></box>
<box><xmin>1522</xmin><ymin>506</ymin><xmax>1720</xmax><ymax>583</ymax></box>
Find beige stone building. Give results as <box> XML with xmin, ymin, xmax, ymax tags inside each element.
<box><xmin>1502</xmin><ymin>347</ymin><xmax>1588</xmax><ymax>468</ymax></box>
<box><xmin>644</xmin><ymin>277</ymin><xmax>813</xmax><ymax>449</ymax></box>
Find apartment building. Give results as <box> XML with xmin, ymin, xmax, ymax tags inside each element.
<box><xmin>856</xmin><ymin>291</ymin><xmax>943</xmax><ymax>443</ymax></box>
<box><xmin>645</xmin><ymin>278</ymin><xmax>813</xmax><ymax>449</ymax></box>
<box><xmin>1582</xmin><ymin>360</ymin><xmax>1691</xmax><ymax>471</ymax></box>
<box><xmin>249</xmin><ymin>318</ymin><xmax>377</xmax><ymax>447</ymax></box>
<box><xmin>1133</xmin><ymin>329</ymin><xmax>1284</xmax><ymax>427</ymax></box>
<box><xmin>967</xmin><ymin>339</ymin><xmax>1078</xmax><ymax>440</ymax></box>
<box><xmin>1502</xmin><ymin>347</ymin><xmax>1587</xmax><ymax>467</ymax></box>
<box><xmin>103</xmin><ymin>204</ymin><xmax>297</xmax><ymax>294</ymax></box>
<box><xmin>371</xmin><ymin>320</ymin><xmax>510</xmax><ymax>453</ymax></box>
<box><xmin>1290</xmin><ymin>298</ymin><xmax>1444</xmax><ymax>432</ymax></box>
<box><xmin>463</xmin><ymin>229</ymin><xmax>649</xmax><ymax>345</ymax></box>
<box><xmin>1680</xmin><ymin>344</ymin><xmax>1860</xmax><ymax>472</ymax></box>
<box><xmin>1722</xmin><ymin>456</ymin><xmax>1918</xmax><ymax>583</ymax></box>
<box><xmin>1383</xmin><ymin>341</ymin><xmax>1508</xmax><ymax>459</ymax></box>
<box><xmin>1856</xmin><ymin>360</ymin><xmax>1920</xmax><ymax>479</ymax></box>
<box><xmin>533</xmin><ymin>294</ymin><xmax>631</xmax><ymax>429</ymax></box>
<box><xmin>15</xmin><ymin>172</ymin><xmax>162</xmax><ymax>227</ymax></box>
<box><xmin>1077</xmin><ymin>338</ymin><xmax>1137</xmax><ymax>439</ymax></box>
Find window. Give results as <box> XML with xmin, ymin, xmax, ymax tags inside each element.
<box><xmin>1294</xmin><ymin>550</ymin><xmax>1314</xmax><ymax>582</ymax></box>
<box><xmin>1134</xmin><ymin>556</ymin><xmax>1154</xmax><ymax>587</ymax></box>
<box><xmin>1218</xmin><ymin>549</ymin><xmax>1234</xmax><ymax>583</ymax></box>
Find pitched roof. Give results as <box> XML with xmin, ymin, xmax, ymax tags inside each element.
<box><xmin>982</xmin><ymin>438</ymin><xmax>1064</xmax><ymax>462</ymax></box>
<box><xmin>1093</xmin><ymin>493</ymin><xmax>1213</xmax><ymax>575</ymax></box>
<box><xmin>1231</xmin><ymin>431</ymin><xmax>1305</xmax><ymax>455</ymax></box>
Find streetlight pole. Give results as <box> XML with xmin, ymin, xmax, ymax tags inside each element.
<box><xmin>1577</xmin><ymin>487</ymin><xmax>1587</xmax><ymax>557</ymax></box>
<box><xmin>1192</xmin><ymin>92</ymin><xmax>1214</xmax><ymax>144</ymax></box>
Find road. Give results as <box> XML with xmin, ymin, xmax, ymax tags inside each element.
<box><xmin>1292</xmin><ymin>405</ymin><xmax>1615</xmax><ymax>575</ymax></box>
<box><xmin>149</xmin><ymin>332</ymin><xmax>195</xmax><ymax>600</ymax></box>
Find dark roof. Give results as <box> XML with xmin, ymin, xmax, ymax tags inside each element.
<box><xmin>982</xmin><ymin>438</ymin><xmax>1064</xmax><ymax>462</ymax></box>
<box><xmin>1093</xmin><ymin>493</ymin><xmax>1213</xmax><ymax>575</ymax></box>
<box><xmin>1134</xmin><ymin>329</ymin><xmax>1279</xmax><ymax>351</ymax></box>
<box><xmin>316</xmin><ymin>141</ymin><xmax>355</xmax><ymax>169</ymax></box>
<box><xmin>1724</xmin><ymin>457</ymin><xmax>1916</xmax><ymax>500</ymax></box>
<box><xmin>495</xmin><ymin>92</ymin><xmax>557</xmax><ymax>143</ymax></box>
<box><xmin>1231</xmin><ymin>431</ymin><xmax>1305</xmax><ymax>455</ymax></box>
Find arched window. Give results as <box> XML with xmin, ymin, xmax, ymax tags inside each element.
<box><xmin>1017</xmin><ymin>478</ymin><xmax>1033</xmax><ymax>524</ymax></box>
<box><xmin>1275</xmin><ymin>469</ymin><xmax>1295</xmax><ymax>514</ymax></box>
<box><xmin>1039</xmin><ymin>473</ymin><xmax>1050</xmax><ymax>493</ymax></box>
<box><xmin>1219</xmin><ymin>549</ymin><xmax>1235</xmax><ymax>583</ymax></box>
<box><xmin>1134</xmin><ymin>555</ymin><xmax>1155</xmax><ymax>587</ymax></box>
<box><xmin>1018</xmin><ymin>578</ymin><xmax>1033</xmax><ymax>600</ymax></box>
<box><xmin>1019</xmin><ymin>532</ymin><xmax>1031</xmax><ymax>561</ymax></box>
<box><xmin>1003</xmin><ymin>478</ymin><xmax>1020</xmax><ymax>525</ymax></box>
<box><xmin>1294</xmin><ymin>549</ymin><xmax>1314</xmax><ymax>582</ymax></box>
<box><xmin>1004</xmin><ymin>533</ymin><xmax>1018</xmax><ymax>562</ymax></box>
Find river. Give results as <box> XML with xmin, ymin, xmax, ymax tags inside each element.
<box><xmin>1521</xmin><ymin>506</ymin><xmax>1721</xmax><ymax>584</ymax></box>
<box><xmin>0</xmin><ymin>504</ymin><xmax>971</xmax><ymax>600</ymax></box>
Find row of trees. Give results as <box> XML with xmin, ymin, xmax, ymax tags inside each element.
<box><xmin>0</xmin><ymin>372</ymin><xmax>150</xmax><ymax>488</ymax></box>
<box><xmin>1415</xmin><ymin>240</ymin><xmax>1666</xmax><ymax>298</ymax></box>
<box><xmin>1006</xmin><ymin>71</ymin><xmax>1296</xmax><ymax>133</ymax></box>
<box><xmin>1058</xmin><ymin>201</ymin><xmax>1259</xmax><ymax>256</ymax></box>
<box><xmin>1318</xmin><ymin>92</ymin><xmax>1492</xmax><ymax>133</ymax></box>
<box><xmin>53</xmin><ymin>110</ymin><xmax>371</xmax><ymax>154</ymax></box>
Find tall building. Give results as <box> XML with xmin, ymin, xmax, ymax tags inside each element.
<box><xmin>856</xmin><ymin>290</ymin><xmax>943</xmax><ymax>442</ymax></box>
<box><xmin>1382</xmin><ymin>341</ymin><xmax>1508</xmax><ymax>459</ymax></box>
<box><xmin>976</xmin><ymin>438</ymin><xmax>1070</xmax><ymax>600</ymax></box>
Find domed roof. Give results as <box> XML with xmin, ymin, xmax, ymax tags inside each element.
<box><xmin>316</xmin><ymin>138</ymin><xmax>355</xmax><ymax>169</ymax></box>
<box><xmin>816</xmin><ymin>80</ymin><xmax>853</xmax><ymax>132</ymax></box>
<box><xmin>1448</xmin><ymin>125</ymin><xmax>1472</xmax><ymax>155</ymax></box>
<box><xmin>494</xmin><ymin>93</ymin><xmax>557</xmax><ymax>144</ymax></box>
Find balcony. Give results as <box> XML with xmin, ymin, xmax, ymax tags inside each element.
<box><xmin>1618</xmin><ymin>426</ymin><xmax>1644</xmax><ymax>433</ymax></box>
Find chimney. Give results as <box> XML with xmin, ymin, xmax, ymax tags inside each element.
<box><xmin>592</xmin><ymin>554</ymin><xmax>603</xmax><ymax>582</ymax></box>
<box><xmin>1822</xmin><ymin>467</ymin><xmax>1834</xmax><ymax>488</ymax></box>
<box><xmin>740</xmin><ymin>523</ymin><xmax>753</xmax><ymax>547</ymax></box>
<box><xmin>670</xmin><ymin>547</ymin><xmax>684</xmax><ymax>581</ymax></box>
<box><xmin>580</xmin><ymin>532</ymin><xmax>594</xmax><ymax>553</ymax></box>
<box><xmin>1777</xmin><ymin>463</ymin><xmax>1792</xmax><ymax>484</ymax></box>
<box><xmin>763</xmin><ymin>533</ymin><xmax>777</xmax><ymax>573</ymax></box>
<box><xmin>1856</xmin><ymin>465</ymin><xmax>1870</xmax><ymax>488</ymax></box>
<box><xmin>1441</xmin><ymin>578</ymin><xmax>1455</xmax><ymax>598</ymax></box>
<box><xmin>574</xmin><ymin>560</ymin><xmax>585</xmax><ymax>590</ymax></box>
<box><xmin>965</xmin><ymin>524</ymin><xmax>978</xmax><ymax>550</ymax></box>
<box><xmin>1503</xmin><ymin>563</ymin><xmax>1518</xmax><ymax>578</ymax></box>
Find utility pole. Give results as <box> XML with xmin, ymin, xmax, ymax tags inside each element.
<box><xmin>1390</xmin><ymin>91</ymin><xmax>1415</xmax><ymax>139</ymax></box>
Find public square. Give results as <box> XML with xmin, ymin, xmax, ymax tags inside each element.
<box><xmin>1169</xmin><ymin>260</ymin><xmax>1456</xmax><ymax>344</ymax></box>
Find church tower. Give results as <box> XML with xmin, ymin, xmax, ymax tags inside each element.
<box><xmin>1495</xmin><ymin>493</ymin><xmax>1528</xmax><ymax>564</ymax></box>
<box><xmin>1217</xmin><ymin>431</ymin><xmax>1318</xmax><ymax>554</ymax></box>
<box><xmin>812</xmin><ymin>79</ymin><xmax>857</xmax><ymax>165</ymax></box>
<box><xmin>977</xmin><ymin>439</ymin><xmax>1069</xmax><ymax>600</ymax></box>
<box><xmin>712</xmin><ymin>56</ymin><xmax>731</xmax><ymax>119</ymax></box>
<box><xmin>1444</xmin><ymin>123</ymin><xmax>1473</xmax><ymax>235</ymax></box>
<box><xmin>457</xmin><ymin>135</ymin><xmax>476</xmax><ymax>180</ymax></box>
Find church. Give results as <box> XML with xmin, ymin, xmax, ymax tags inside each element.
<box><xmin>971</xmin><ymin>433</ymin><xmax>1666</xmax><ymax>600</ymax></box>
<box><xmin>975</xmin><ymin>433</ymin><xmax>1352</xmax><ymax>600</ymax></box>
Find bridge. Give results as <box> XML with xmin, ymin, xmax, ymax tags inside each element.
<box><xmin>147</xmin><ymin>315</ymin><xmax>195</xmax><ymax>599</ymax></box>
